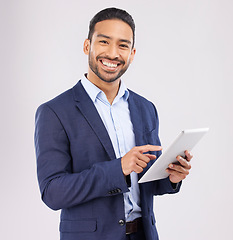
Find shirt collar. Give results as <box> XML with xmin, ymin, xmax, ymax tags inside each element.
<box><xmin>81</xmin><ymin>74</ymin><xmax>129</xmax><ymax>104</ymax></box>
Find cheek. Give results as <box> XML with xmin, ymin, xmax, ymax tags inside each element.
<box><xmin>123</xmin><ymin>51</ymin><xmax>134</xmax><ymax>64</ymax></box>
<box><xmin>129</xmin><ymin>52</ymin><xmax>135</xmax><ymax>63</ymax></box>
<box><xmin>125</xmin><ymin>54</ymin><xmax>133</xmax><ymax>65</ymax></box>
<box><xmin>89</xmin><ymin>49</ymin><xmax>98</xmax><ymax>63</ymax></box>
<box><xmin>91</xmin><ymin>44</ymin><xmax>104</xmax><ymax>56</ymax></box>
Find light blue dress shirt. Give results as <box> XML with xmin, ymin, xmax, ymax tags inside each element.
<box><xmin>81</xmin><ymin>74</ymin><xmax>142</xmax><ymax>222</ymax></box>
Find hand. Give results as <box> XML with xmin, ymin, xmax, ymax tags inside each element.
<box><xmin>121</xmin><ymin>145</ymin><xmax>162</xmax><ymax>176</ymax></box>
<box><xmin>166</xmin><ymin>150</ymin><xmax>193</xmax><ymax>183</ymax></box>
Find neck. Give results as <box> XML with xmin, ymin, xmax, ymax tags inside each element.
<box><xmin>86</xmin><ymin>71</ymin><xmax>120</xmax><ymax>105</ymax></box>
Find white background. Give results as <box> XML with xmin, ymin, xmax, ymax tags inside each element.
<box><xmin>1</xmin><ymin>0</ymin><xmax>233</xmax><ymax>239</ymax></box>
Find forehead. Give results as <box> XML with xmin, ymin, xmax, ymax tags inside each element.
<box><xmin>93</xmin><ymin>19</ymin><xmax>133</xmax><ymax>42</ymax></box>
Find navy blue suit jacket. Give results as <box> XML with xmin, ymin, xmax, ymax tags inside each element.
<box><xmin>35</xmin><ymin>81</ymin><xmax>180</xmax><ymax>240</ymax></box>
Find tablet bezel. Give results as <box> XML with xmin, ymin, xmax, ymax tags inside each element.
<box><xmin>138</xmin><ymin>128</ymin><xmax>209</xmax><ymax>183</ymax></box>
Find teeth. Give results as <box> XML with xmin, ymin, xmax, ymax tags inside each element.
<box><xmin>102</xmin><ymin>61</ymin><xmax>117</xmax><ymax>68</ymax></box>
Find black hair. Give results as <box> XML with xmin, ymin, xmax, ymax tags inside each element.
<box><xmin>88</xmin><ymin>7</ymin><xmax>135</xmax><ymax>47</ymax></box>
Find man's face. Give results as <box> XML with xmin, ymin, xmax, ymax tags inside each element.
<box><xmin>84</xmin><ymin>19</ymin><xmax>136</xmax><ymax>83</ymax></box>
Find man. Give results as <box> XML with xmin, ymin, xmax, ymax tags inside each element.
<box><xmin>35</xmin><ymin>7</ymin><xmax>192</xmax><ymax>240</ymax></box>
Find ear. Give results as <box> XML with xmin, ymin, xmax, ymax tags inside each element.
<box><xmin>129</xmin><ymin>48</ymin><xmax>136</xmax><ymax>64</ymax></box>
<box><xmin>83</xmin><ymin>39</ymin><xmax>90</xmax><ymax>55</ymax></box>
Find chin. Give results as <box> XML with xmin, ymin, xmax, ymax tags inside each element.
<box><xmin>100</xmin><ymin>76</ymin><xmax>119</xmax><ymax>83</ymax></box>
<box><xmin>98</xmin><ymin>72</ymin><xmax>121</xmax><ymax>83</ymax></box>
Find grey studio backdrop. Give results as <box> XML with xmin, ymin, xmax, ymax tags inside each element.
<box><xmin>1</xmin><ymin>0</ymin><xmax>233</xmax><ymax>239</ymax></box>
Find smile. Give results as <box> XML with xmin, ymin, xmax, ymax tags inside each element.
<box><xmin>98</xmin><ymin>58</ymin><xmax>122</xmax><ymax>71</ymax></box>
<box><xmin>102</xmin><ymin>61</ymin><xmax>118</xmax><ymax>68</ymax></box>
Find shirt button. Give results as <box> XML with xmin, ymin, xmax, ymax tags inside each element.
<box><xmin>118</xmin><ymin>219</ymin><xmax>125</xmax><ymax>226</ymax></box>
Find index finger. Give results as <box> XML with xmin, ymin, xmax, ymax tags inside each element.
<box><xmin>184</xmin><ymin>150</ymin><xmax>193</xmax><ymax>162</ymax></box>
<box><xmin>136</xmin><ymin>144</ymin><xmax>162</xmax><ymax>153</ymax></box>
<box><xmin>176</xmin><ymin>156</ymin><xmax>191</xmax><ymax>169</ymax></box>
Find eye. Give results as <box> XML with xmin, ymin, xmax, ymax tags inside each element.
<box><xmin>119</xmin><ymin>44</ymin><xmax>129</xmax><ymax>49</ymax></box>
<box><xmin>99</xmin><ymin>40</ymin><xmax>108</xmax><ymax>44</ymax></box>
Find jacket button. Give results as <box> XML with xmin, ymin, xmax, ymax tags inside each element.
<box><xmin>118</xmin><ymin>219</ymin><xmax>125</xmax><ymax>226</ymax></box>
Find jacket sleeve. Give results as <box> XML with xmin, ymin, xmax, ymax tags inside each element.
<box><xmin>34</xmin><ymin>104</ymin><xmax>129</xmax><ymax>211</ymax></box>
<box><xmin>153</xmin><ymin>177</ymin><xmax>182</xmax><ymax>195</ymax></box>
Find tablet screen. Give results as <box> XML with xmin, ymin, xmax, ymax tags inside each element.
<box><xmin>138</xmin><ymin>128</ymin><xmax>209</xmax><ymax>183</ymax></box>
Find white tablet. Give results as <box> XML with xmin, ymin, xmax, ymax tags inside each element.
<box><xmin>138</xmin><ymin>128</ymin><xmax>209</xmax><ymax>183</ymax></box>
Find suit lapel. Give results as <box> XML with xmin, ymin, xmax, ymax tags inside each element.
<box><xmin>72</xmin><ymin>81</ymin><xmax>116</xmax><ymax>160</ymax></box>
<box><xmin>128</xmin><ymin>91</ymin><xmax>149</xmax><ymax>178</ymax></box>
<box><xmin>128</xmin><ymin>91</ymin><xmax>145</xmax><ymax>147</ymax></box>
<box><xmin>72</xmin><ymin>83</ymin><xmax>147</xmax><ymax>168</ymax></box>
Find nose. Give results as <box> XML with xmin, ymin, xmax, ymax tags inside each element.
<box><xmin>106</xmin><ymin>44</ymin><xmax>119</xmax><ymax>59</ymax></box>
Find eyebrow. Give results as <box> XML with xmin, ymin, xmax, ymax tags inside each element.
<box><xmin>97</xmin><ymin>34</ymin><xmax>132</xmax><ymax>45</ymax></box>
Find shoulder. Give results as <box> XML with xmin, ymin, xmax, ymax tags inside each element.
<box><xmin>128</xmin><ymin>89</ymin><xmax>158</xmax><ymax>116</ymax></box>
<box><xmin>45</xmin><ymin>88</ymin><xmax>73</xmax><ymax>108</ymax></box>
<box><xmin>128</xmin><ymin>89</ymin><xmax>150</xmax><ymax>103</ymax></box>
<box><xmin>36</xmin><ymin>81</ymin><xmax>82</xmax><ymax>114</ymax></box>
<box><xmin>35</xmin><ymin>88</ymin><xmax>73</xmax><ymax>125</ymax></box>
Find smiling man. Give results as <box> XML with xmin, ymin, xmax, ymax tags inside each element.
<box><xmin>83</xmin><ymin>17</ymin><xmax>136</xmax><ymax>104</ymax></box>
<box><xmin>35</xmin><ymin>8</ymin><xmax>192</xmax><ymax>240</ymax></box>
<box><xmin>85</xmin><ymin>19</ymin><xmax>135</xmax><ymax>82</ymax></box>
